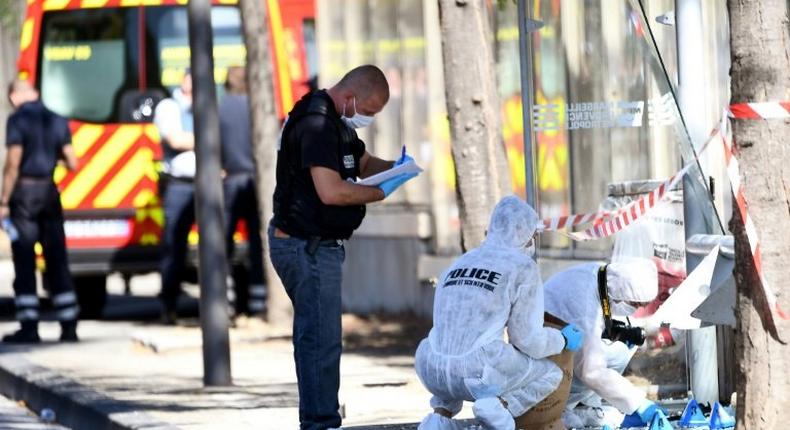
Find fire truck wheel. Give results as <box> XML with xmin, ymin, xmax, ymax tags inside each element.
<box><xmin>74</xmin><ymin>275</ymin><xmax>108</xmax><ymax>319</ymax></box>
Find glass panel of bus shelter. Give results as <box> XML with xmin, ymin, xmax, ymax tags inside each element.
<box><xmin>527</xmin><ymin>0</ymin><xmax>724</xmax><ymax>264</ymax></box>
<box><xmin>145</xmin><ymin>6</ymin><xmax>245</xmax><ymax>99</ymax></box>
<box><xmin>40</xmin><ymin>8</ymin><xmax>135</xmax><ymax>123</ymax></box>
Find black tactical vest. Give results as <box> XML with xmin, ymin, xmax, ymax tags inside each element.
<box><xmin>273</xmin><ymin>91</ymin><xmax>366</xmax><ymax>239</ymax></box>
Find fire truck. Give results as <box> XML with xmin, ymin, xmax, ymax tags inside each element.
<box><xmin>17</xmin><ymin>0</ymin><xmax>316</xmax><ymax>317</ymax></box>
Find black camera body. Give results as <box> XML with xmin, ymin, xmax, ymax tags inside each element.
<box><xmin>603</xmin><ymin>319</ymin><xmax>646</xmax><ymax>346</ymax></box>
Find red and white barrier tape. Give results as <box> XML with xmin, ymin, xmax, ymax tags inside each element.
<box><xmin>563</xmin><ymin>164</ymin><xmax>691</xmax><ymax>241</ymax></box>
<box><xmin>729</xmin><ymin>101</ymin><xmax>790</xmax><ymax>119</ymax></box>
<box><xmin>540</xmin><ymin>127</ymin><xmax>719</xmax><ymax>239</ymax></box>
<box><xmin>720</xmin><ymin>115</ymin><xmax>788</xmax><ymax>322</ymax></box>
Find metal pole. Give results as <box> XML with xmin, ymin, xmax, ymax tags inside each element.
<box><xmin>517</xmin><ymin>0</ymin><xmax>537</xmax><ymax>211</ymax></box>
<box><xmin>188</xmin><ymin>0</ymin><xmax>232</xmax><ymax>386</ymax></box>
<box><xmin>517</xmin><ymin>0</ymin><xmax>540</xmax><ymax>260</ymax></box>
<box><xmin>676</xmin><ymin>0</ymin><xmax>718</xmax><ymax>404</ymax></box>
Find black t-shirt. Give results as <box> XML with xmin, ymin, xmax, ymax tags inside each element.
<box><xmin>219</xmin><ymin>93</ymin><xmax>255</xmax><ymax>174</ymax></box>
<box><xmin>272</xmin><ymin>90</ymin><xmax>366</xmax><ymax>239</ymax></box>
<box><xmin>5</xmin><ymin>101</ymin><xmax>71</xmax><ymax>178</ymax></box>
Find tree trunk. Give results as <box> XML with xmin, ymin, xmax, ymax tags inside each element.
<box><xmin>239</xmin><ymin>0</ymin><xmax>292</xmax><ymax>329</ymax></box>
<box><xmin>438</xmin><ymin>0</ymin><xmax>512</xmax><ymax>251</ymax></box>
<box><xmin>728</xmin><ymin>0</ymin><xmax>790</xmax><ymax>427</ymax></box>
<box><xmin>0</xmin><ymin>0</ymin><xmax>25</xmax><ymax>169</ymax></box>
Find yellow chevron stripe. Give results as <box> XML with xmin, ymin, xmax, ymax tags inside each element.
<box><xmin>133</xmin><ymin>190</ymin><xmax>157</xmax><ymax>209</ymax></box>
<box><xmin>94</xmin><ymin>147</ymin><xmax>154</xmax><ymax>208</ymax></box>
<box><xmin>60</xmin><ymin>126</ymin><xmax>140</xmax><ymax>209</ymax></box>
<box><xmin>53</xmin><ymin>166</ymin><xmax>67</xmax><ymax>184</ymax></box>
<box><xmin>20</xmin><ymin>19</ymin><xmax>34</xmax><ymax>51</ymax></box>
<box><xmin>80</xmin><ymin>0</ymin><xmax>109</xmax><ymax>7</ymax></box>
<box><xmin>120</xmin><ymin>0</ymin><xmax>163</xmax><ymax>6</ymax></box>
<box><xmin>43</xmin><ymin>0</ymin><xmax>72</xmax><ymax>11</ymax></box>
<box><xmin>267</xmin><ymin>0</ymin><xmax>293</xmax><ymax>111</ymax></box>
<box><xmin>144</xmin><ymin>123</ymin><xmax>160</xmax><ymax>142</ymax></box>
<box><xmin>71</xmin><ymin>124</ymin><xmax>104</xmax><ymax>157</ymax></box>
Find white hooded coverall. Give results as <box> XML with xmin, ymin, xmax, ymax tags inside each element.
<box><xmin>543</xmin><ymin>258</ymin><xmax>658</xmax><ymax>415</ymax></box>
<box><xmin>415</xmin><ymin>196</ymin><xmax>566</xmax><ymax>425</ymax></box>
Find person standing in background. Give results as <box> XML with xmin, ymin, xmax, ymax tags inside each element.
<box><xmin>219</xmin><ymin>66</ymin><xmax>266</xmax><ymax>317</ymax></box>
<box><xmin>1</xmin><ymin>79</ymin><xmax>80</xmax><ymax>343</ymax></box>
<box><xmin>154</xmin><ymin>71</ymin><xmax>196</xmax><ymax>324</ymax></box>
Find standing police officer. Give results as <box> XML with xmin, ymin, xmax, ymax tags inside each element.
<box><xmin>269</xmin><ymin>64</ymin><xmax>418</xmax><ymax>430</ymax></box>
<box><xmin>219</xmin><ymin>66</ymin><xmax>266</xmax><ymax>317</ymax></box>
<box><xmin>1</xmin><ymin>79</ymin><xmax>80</xmax><ymax>343</ymax></box>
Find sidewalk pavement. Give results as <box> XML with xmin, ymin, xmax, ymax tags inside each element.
<box><xmin>0</xmin><ymin>392</ymin><xmax>70</xmax><ymax>429</ymax></box>
<box><xmin>0</xmin><ymin>317</ymin><xmax>480</xmax><ymax>430</ymax></box>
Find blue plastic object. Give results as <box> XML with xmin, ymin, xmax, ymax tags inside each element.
<box><xmin>620</xmin><ymin>412</ymin><xmax>648</xmax><ymax>428</ymax></box>
<box><xmin>680</xmin><ymin>398</ymin><xmax>709</xmax><ymax>428</ymax></box>
<box><xmin>648</xmin><ymin>409</ymin><xmax>673</xmax><ymax>430</ymax></box>
<box><xmin>709</xmin><ymin>401</ymin><xmax>735</xmax><ymax>429</ymax></box>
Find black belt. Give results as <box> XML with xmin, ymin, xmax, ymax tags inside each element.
<box><xmin>18</xmin><ymin>176</ymin><xmax>53</xmax><ymax>185</ymax></box>
<box><xmin>170</xmin><ymin>176</ymin><xmax>194</xmax><ymax>183</ymax></box>
<box><xmin>273</xmin><ymin>227</ymin><xmax>342</xmax><ymax>256</ymax></box>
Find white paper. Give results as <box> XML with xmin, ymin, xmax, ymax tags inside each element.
<box><xmin>356</xmin><ymin>160</ymin><xmax>423</xmax><ymax>186</ymax></box>
<box><xmin>648</xmin><ymin>245</ymin><xmax>719</xmax><ymax>330</ymax></box>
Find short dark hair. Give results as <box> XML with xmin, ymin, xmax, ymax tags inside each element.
<box><xmin>337</xmin><ymin>65</ymin><xmax>389</xmax><ymax>103</ymax></box>
<box><xmin>225</xmin><ymin>66</ymin><xmax>246</xmax><ymax>94</ymax></box>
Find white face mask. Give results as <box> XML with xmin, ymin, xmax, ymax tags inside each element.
<box><xmin>611</xmin><ymin>301</ymin><xmax>638</xmax><ymax>316</ymax></box>
<box><xmin>341</xmin><ymin>97</ymin><xmax>375</xmax><ymax>129</ymax></box>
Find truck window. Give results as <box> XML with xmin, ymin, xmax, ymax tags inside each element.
<box><xmin>144</xmin><ymin>6</ymin><xmax>245</xmax><ymax>99</ymax></box>
<box><xmin>39</xmin><ymin>8</ymin><xmax>137</xmax><ymax>123</ymax></box>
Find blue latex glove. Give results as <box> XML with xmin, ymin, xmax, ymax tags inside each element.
<box><xmin>621</xmin><ymin>399</ymin><xmax>659</xmax><ymax>427</ymax></box>
<box><xmin>637</xmin><ymin>399</ymin><xmax>659</xmax><ymax>422</ymax></box>
<box><xmin>560</xmin><ymin>323</ymin><xmax>583</xmax><ymax>352</ymax></box>
<box><xmin>379</xmin><ymin>172</ymin><xmax>418</xmax><ymax>198</ymax></box>
<box><xmin>394</xmin><ymin>149</ymin><xmax>414</xmax><ymax>167</ymax></box>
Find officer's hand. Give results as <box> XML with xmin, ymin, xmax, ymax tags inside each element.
<box><xmin>394</xmin><ymin>153</ymin><xmax>414</xmax><ymax>167</ymax></box>
<box><xmin>560</xmin><ymin>323</ymin><xmax>584</xmax><ymax>352</ymax></box>
<box><xmin>378</xmin><ymin>172</ymin><xmax>418</xmax><ymax>198</ymax></box>
<box><xmin>0</xmin><ymin>205</ymin><xmax>8</xmax><ymax>220</ymax></box>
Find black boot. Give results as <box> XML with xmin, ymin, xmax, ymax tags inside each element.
<box><xmin>59</xmin><ymin>320</ymin><xmax>79</xmax><ymax>342</ymax></box>
<box><xmin>3</xmin><ymin>321</ymin><xmax>41</xmax><ymax>343</ymax></box>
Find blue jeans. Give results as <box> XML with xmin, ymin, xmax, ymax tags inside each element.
<box><xmin>268</xmin><ymin>225</ymin><xmax>345</xmax><ymax>430</ymax></box>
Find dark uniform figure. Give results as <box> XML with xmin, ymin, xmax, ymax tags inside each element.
<box><xmin>1</xmin><ymin>80</ymin><xmax>79</xmax><ymax>343</ymax></box>
<box><xmin>219</xmin><ymin>67</ymin><xmax>265</xmax><ymax>316</ymax></box>
<box><xmin>269</xmin><ymin>65</ymin><xmax>418</xmax><ymax>430</ymax></box>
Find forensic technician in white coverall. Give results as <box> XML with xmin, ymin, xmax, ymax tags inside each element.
<box><xmin>543</xmin><ymin>258</ymin><xmax>660</xmax><ymax>428</ymax></box>
<box><xmin>414</xmin><ymin>196</ymin><xmax>584</xmax><ymax>430</ymax></box>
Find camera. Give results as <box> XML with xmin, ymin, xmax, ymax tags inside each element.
<box><xmin>603</xmin><ymin>319</ymin><xmax>646</xmax><ymax>347</ymax></box>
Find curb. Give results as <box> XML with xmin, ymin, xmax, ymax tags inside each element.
<box><xmin>0</xmin><ymin>355</ymin><xmax>179</xmax><ymax>430</ymax></box>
